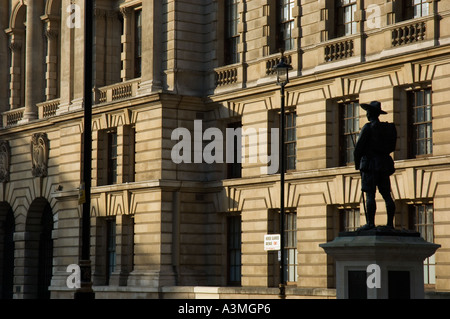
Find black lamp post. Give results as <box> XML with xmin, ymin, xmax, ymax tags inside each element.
<box><xmin>273</xmin><ymin>52</ymin><xmax>292</xmax><ymax>299</ymax></box>
<box><xmin>74</xmin><ymin>0</ymin><xmax>94</xmax><ymax>299</ymax></box>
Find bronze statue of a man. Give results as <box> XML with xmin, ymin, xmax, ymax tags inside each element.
<box><xmin>354</xmin><ymin>101</ymin><xmax>396</xmax><ymax>231</ymax></box>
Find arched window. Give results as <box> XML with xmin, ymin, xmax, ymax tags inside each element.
<box><xmin>24</xmin><ymin>199</ymin><xmax>54</xmax><ymax>299</ymax></box>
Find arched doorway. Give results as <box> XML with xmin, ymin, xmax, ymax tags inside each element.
<box><xmin>24</xmin><ymin>198</ymin><xmax>53</xmax><ymax>299</ymax></box>
<box><xmin>0</xmin><ymin>203</ymin><xmax>14</xmax><ymax>299</ymax></box>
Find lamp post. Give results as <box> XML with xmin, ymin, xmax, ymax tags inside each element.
<box><xmin>273</xmin><ymin>52</ymin><xmax>292</xmax><ymax>299</ymax></box>
<box><xmin>74</xmin><ymin>0</ymin><xmax>94</xmax><ymax>299</ymax></box>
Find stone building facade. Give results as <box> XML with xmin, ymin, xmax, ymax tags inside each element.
<box><xmin>0</xmin><ymin>0</ymin><xmax>450</xmax><ymax>299</ymax></box>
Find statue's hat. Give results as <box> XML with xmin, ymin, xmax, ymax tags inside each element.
<box><xmin>360</xmin><ymin>101</ymin><xmax>387</xmax><ymax>114</ymax></box>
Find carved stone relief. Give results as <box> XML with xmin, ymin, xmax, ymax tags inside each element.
<box><xmin>31</xmin><ymin>133</ymin><xmax>49</xmax><ymax>177</ymax></box>
<box><xmin>0</xmin><ymin>140</ymin><xmax>11</xmax><ymax>183</ymax></box>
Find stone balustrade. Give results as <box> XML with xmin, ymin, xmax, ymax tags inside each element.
<box><xmin>392</xmin><ymin>21</ymin><xmax>426</xmax><ymax>47</ymax></box>
<box><xmin>324</xmin><ymin>39</ymin><xmax>354</xmax><ymax>62</ymax></box>
<box><xmin>37</xmin><ymin>98</ymin><xmax>60</xmax><ymax>119</ymax></box>
<box><xmin>2</xmin><ymin>107</ymin><xmax>24</xmax><ymax>127</ymax></box>
<box><xmin>94</xmin><ymin>78</ymin><xmax>142</xmax><ymax>104</ymax></box>
<box><xmin>215</xmin><ymin>65</ymin><xmax>238</xmax><ymax>87</ymax></box>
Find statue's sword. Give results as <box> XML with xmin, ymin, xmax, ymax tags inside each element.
<box><xmin>350</xmin><ymin>133</ymin><xmax>368</xmax><ymax>221</ymax></box>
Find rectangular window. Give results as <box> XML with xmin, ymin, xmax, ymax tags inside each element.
<box><xmin>340</xmin><ymin>101</ymin><xmax>360</xmax><ymax>165</ymax></box>
<box><xmin>413</xmin><ymin>0</ymin><xmax>430</xmax><ymax>18</ymax></box>
<box><xmin>107</xmin><ymin>129</ymin><xmax>118</xmax><ymax>185</ymax></box>
<box><xmin>284</xmin><ymin>111</ymin><xmax>297</xmax><ymax>171</ymax></box>
<box><xmin>336</xmin><ymin>0</ymin><xmax>357</xmax><ymax>37</ymax></box>
<box><xmin>403</xmin><ymin>0</ymin><xmax>430</xmax><ymax>20</ymax></box>
<box><xmin>409</xmin><ymin>204</ymin><xmax>435</xmax><ymax>284</ymax></box>
<box><xmin>225</xmin><ymin>0</ymin><xmax>240</xmax><ymax>65</ymax></box>
<box><xmin>339</xmin><ymin>208</ymin><xmax>361</xmax><ymax>232</ymax></box>
<box><xmin>227</xmin><ymin>215</ymin><xmax>242</xmax><ymax>286</ymax></box>
<box><xmin>106</xmin><ymin>218</ymin><xmax>116</xmax><ymax>285</ymax></box>
<box><xmin>267</xmin><ymin>209</ymin><xmax>297</xmax><ymax>284</ymax></box>
<box><xmin>408</xmin><ymin>88</ymin><xmax>432</xmax><ymax>157</ymax></box>
<box><xmin>278</xmin><ymin>0</ymin><xmax>295</xmax><ymax>51</ymax></box>
<box><xmin>270</xmin><ymin>110</ymin><xmax>296</xmax><ymax>173</ymax></box>
<box><xmin>123</xmin><ymin>125</ymin><xmax>136</xmax><ymax>183</ymax></box>
<box><xmin>284</xmin><ymin>210</ymin><xmax>298</xmax><ymax>283</ymax></box>
<box><xmin>227</xmin><ymin>121</ymin><xmax>242</xmax><ymax>179</ymax></box>
<box><xmin>122</xmin><ymin>215</ymin><xmax>135</xmax><ymax>276</ymax></box>
<box><xmin>134</xmin><ymin>8</ymin><xmax>142</xmax><ymax>78</ymax></box>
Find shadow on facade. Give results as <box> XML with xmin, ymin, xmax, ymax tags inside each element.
<box><xmin>22</xmin><ymin>198</ymin><xmax>54</xmax><ymax>299</ymax></box>
<box><xmin>0</xmin><ymin>202</ymin><xmax>14</xmax><ymax>299</ymax></box>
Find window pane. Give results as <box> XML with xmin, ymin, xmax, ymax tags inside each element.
<box><xmin>416</xmin><ymin>107</ymin><xmax>423</xmax><ymax>123</ymax></box>
<box><xmin>134</xmin><ymin>9</ymin><xmax>142</xmax><ymax>77</ymax></box>
<box><xmin>427</xmin><ymin>137</ymin><xmax>433</xmax><ymax>154</ymax></box>
<box><xmin>227</xmin><ymin>215</ymin><xmax>241</xmax><ymax>285</ymax></box>
<box><xmin>108</xmin><ymin>131</ymin><xmax>118</xmax><ymax>185</ymax></box>
<box><xmin>344</xmin><ymin>6</ymin><xmax>352</xmax><ymax>23</ymax></box>
<box><xmin>422</xmin><ymin>3</ymin><xmax>429</xmax><ymax>16</ymax></box>
<box><xmin>225</xmin><ymin>0</ymin><xmax>240</xmax><ymax>64</ymax></box>
<box><xmin>425</xmin><ymin>89</ymin><xmax>431</xmax><ymax>104</ymax></box>
<box><xmin>284</xmin><ymin>112</ymin><xmax>296</xmax><ymax>170</ymax></box>
<box><xmin>418</xmin><ymin>124</ymin><xmax>425</xmax><ymax>139</ymax></box>
<box><xmin>279</xmin><ymin>0</ymin><xmax>295</xmax><ymax>51</ymax></box>
<box><xmin>106</xmin><ymin>219</ymin><xmax>116</xmax><ymax>283</ymax></box>
<box><xmin>429</xmin><ymin>265</ymin><xmax>436</xmax><ymax>284</ymax></box>
<box><xmin>426</xmin><ymin>123</ymin><xmax>432</xmax><ymax>138</ymax></box>
<box><xmin>341</xmin><ymin>102</ymin><xmax>359</xmax><ymax>164</ymax></box>
<box><xmin>411</xmin><ymin>89</ymin><xmax>433</xmax><ymax>157</ymax></box>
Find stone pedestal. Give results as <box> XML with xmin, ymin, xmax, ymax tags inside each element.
<box><xmin>320</xmin><ymin>228</ymin><xmax>440</xmax><ymax>299</ymax></box>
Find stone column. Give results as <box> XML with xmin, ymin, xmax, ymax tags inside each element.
<box><xmin>8</xmin><ymin>38</ymin><xmax>23</xmax><ymax>109</ymax></box>
<box><xmin>120</xmin><ymin>7</ymin><xmax>133</xmax><ymax>81</ymax></box>
<box><xmin>58</xmin><ymin>0</ymin><xmax>74</xmax><ymax>113</ymax></box>
<box><xmin>93</xmin><ymin>8</ymin><xmax>107</xmax><ymax>88</ymax></box>
<box><xmin>0</xmin><ymin>5</ymin><xmax>9</xmax><ymax>113</ymax></box>
<box><xmin>105</xmin><ymin>10</ymin><xmax>121</xmax><ymax>85</ymax></box>
<box><xmin>43</xmin><ymin>19</ymin><xmax>60</xmax><ymax>101</ymax></box>
<box><xmin>137</xmin><ymin>0</ymin><xmax>162</xmax><ymax>95</ymax></box>
<box><xmin>71</xmin><ymin>0</ymin><xmax>85</xmax><ymax>111</ymax></box>
<box><xmin>22</xmin><ymin>0</ymin><xmax>45</xmax><ymax>121</ymax></box>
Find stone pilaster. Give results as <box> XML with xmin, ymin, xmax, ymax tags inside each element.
<box><xmin>22</xmin><ymin>0</ymin><xmax>45</xmax><ymax>121</ymax></box>
<box><xmin>137</xmin><ymin>0</ymin><xmax>162</xmax><ymax>95</ymax></box>
<box><xmin>71</xmin><ymin>0</ymin><xmax>85</xmax><ymax>111</ymax></box>
<box><xmin>8</xmin><ymin>38</ymin><xmax>23</xmax><ymax>109</ymax></box>
<box><xmin>120</xmin><ymin>7</ymin><xmax>133</xmax><ymax>82</ymax></box>
<box><xmin>57</xmin><ymin>0</ymin><xmax>75</xmax><ymax>114</ymax></box>
<box><xmin>0</xmin><ymin>5</ymin><xmax>9</xmax><ymax>113</ymax></box>
<box><xmin>43</xmin><ymin>19</ymin><xmax>60</xmax><ymax>101</ymax></box>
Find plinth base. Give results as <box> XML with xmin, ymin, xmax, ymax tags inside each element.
<box><xmin>320</xmin><ymin>228</ymin><xmax>440</xmax><ymax>299</ymax></box>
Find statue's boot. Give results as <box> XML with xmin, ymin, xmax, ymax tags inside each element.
<box><xmin>385</xmin><ymin>199</ymin><xmax>395</xmax><ymax>229</ymax></box>
<box><xmin>357</xmin><ymin>223</ymin><xmax>375</xmax><ymax>231</ymax></box>
<box><xmin>357</xmin><ymin>210</ymin><xmax>375</xmax><ymax>231</ymax></box>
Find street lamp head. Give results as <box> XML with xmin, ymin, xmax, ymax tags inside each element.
<box><xmin>273</xmin><ymin>53</ymin><xmax>293</xmax><ymax>86</ymax></box>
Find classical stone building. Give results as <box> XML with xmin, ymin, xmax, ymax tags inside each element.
<box><xmin>1</xmin><ymin>0</ymin><xmax>450</xmax><ymax>299</ymax></box>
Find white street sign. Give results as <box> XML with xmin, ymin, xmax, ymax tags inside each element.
<box><xmin>264</xmin><ymin>234</ymin><xmax>281</xmax><ymax>251</ymax></box>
